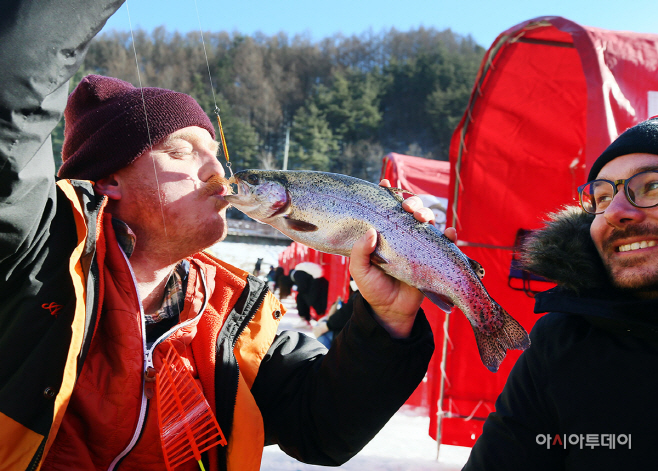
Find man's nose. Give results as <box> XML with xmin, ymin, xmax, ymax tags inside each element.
<box><xmin>603</xmin><ymin>188</ymin><xmax>646</xmax><ymax>228</ymax></box>
<box><xmin>201</xmin><ymin>154</ymin><xmax>226</xmax><ymax>180</ymax></box>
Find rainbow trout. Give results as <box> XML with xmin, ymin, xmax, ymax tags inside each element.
<box><xmin>225</xmin><ymin>170</ymin><xmax>530</xmax><ymax>372</ymax></box>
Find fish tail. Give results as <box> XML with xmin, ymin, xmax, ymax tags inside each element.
<box><xmin>472</xmin><ymin>308</ymin><xmax>530</xmax><ymax>373</ymax></box>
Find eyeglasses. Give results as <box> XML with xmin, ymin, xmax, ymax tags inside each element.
<box><xmin>577</xmin><ymin>170</ymin><xmax>658</xmax><ymax>215</ymax></box>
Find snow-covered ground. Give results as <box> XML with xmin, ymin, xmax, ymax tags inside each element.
<box><xmin>208</xmin><ymin>240</ymin><xmax>287</xmax><ymax>275</ymax></box>
<box><xmin>207</xmin><ymin>240</ymin><xmax>472</xmax><ymax>471</ymax></box>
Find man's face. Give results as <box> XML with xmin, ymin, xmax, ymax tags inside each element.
<box><xmin>112</xmin><ymin>126</ymin><xmax>230</xmax><ymax>261</ymax></box>
<box><xmin>590</xmin><ymin>153</ymin><xmax>658</xmax><ymax>296</ymax></box>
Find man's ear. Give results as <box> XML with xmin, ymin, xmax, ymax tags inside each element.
<box><xmin>94</xmin><ymin>174</ymin><xmax>122</xmax><ymax>200</ymax></box>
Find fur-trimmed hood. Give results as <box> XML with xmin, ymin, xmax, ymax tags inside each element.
<box><xmin>520</xmin><ymin>205</ymin><xmax>658</xmax><ymax>335</ymax></box>
<box><xmin>520</xmin><ymin>206</ymin><xmax>610</xmax><ymax>293</ymax></box>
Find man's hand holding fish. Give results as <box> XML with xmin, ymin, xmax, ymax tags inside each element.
<box><xmin>350</xmin><ymin>227</ymin><xmax>425</xmax><ymax>338</ymax></box>
<box><xmin>350</xmin><ymin>179</ymin><xmax>449</xmax><ymax>338</ymax></box>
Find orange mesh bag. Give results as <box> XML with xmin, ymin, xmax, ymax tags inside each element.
<box><xmin>156</xmin><ymin>344</ymin><xmax>227</xmax><ymax>471</ymax></box>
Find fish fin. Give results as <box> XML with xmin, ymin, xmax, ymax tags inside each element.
<box><xmin>369</xmin><ymin>232</ymin><xmax>389</xmax><ymax>265</ymax></box>
<box><xmin>468</xmin><ymin>257</ymin><xmax>485</xmax><ymax>279</ymax></box>
<box><xmin>370</xmin><ymin>251</ymin><xmax>389</xmax><ymax>265</ymax></box>
<box><xmin>422</xmin><ymin>291</ymin><xmax>454</xmax><ymax>313</ymax></box>
<box><xmin>472</xmin><ymin>309</ymin><xmax>531</xmax><ymax>373</ymax></box>
<box><xmin>284</xmin><ymin>217</ymin><xmax>319</xmax><ymax>232</ymax></box>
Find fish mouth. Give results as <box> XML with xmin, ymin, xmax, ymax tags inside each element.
<box><xmin>223</xmin><ymin>175</ymin><xmax>254</xmax><ymax>207</ymax></box>
<box><xmin>236</xmin><ymin>180</ymin><xmax>251</xmax><ymax>197</ymax></box>
<box><xmin>227</xmin><ymin>175</ymin><xmax>249</xmax><ymax>196</ymax></box>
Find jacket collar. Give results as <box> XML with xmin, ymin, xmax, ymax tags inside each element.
<box><xmin>111</xmin><ymin>218</ymin><xmax>136</xmax><ymax>258</ymax></box>
<box><xmin>521</xmin><ymin>206</ymin><xmax>609</xmax><ymax>293</ymax></box>
<box><xmin>523</xmin><ymin>206</ymin><xmax>658</xmax><ymax>329</ymax></box>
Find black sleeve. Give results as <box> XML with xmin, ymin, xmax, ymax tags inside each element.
<box><xmin>462</xmin><ymin>314</ymin><xmax>566</xmax><ymax>471</ymax></box>
<box><xmin>251</xmin><ymin>293</ymin><xmax>434</xmax><ymax>466</ymax></box>
<box><xmin>0</xmin><ymin>0</ymin><xmax>124</xmax><ymax>264</ymax></box>
<box><xmin>325</xmin><ymin>294</ymin><xmax>354</xmax><ymax>332</ymax></box>
<box><xmin>0</xmin><ymin>0</ymin><xmax>124</xmax><ymax>444</ymax></box>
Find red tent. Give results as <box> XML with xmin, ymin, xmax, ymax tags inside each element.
<box><xmin>439</xmin><ymin>16</ymin><xmax>658</xmax><ymax>450</ymax></box>
<box><xmin>381</xmin><ymin>152</ymin><xmax>451</xmax><ymax>197</ymax></box>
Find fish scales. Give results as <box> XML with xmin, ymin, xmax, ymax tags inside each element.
<box><xmin>225</xmin><ymin>170</ymin><xmax>530</xmax><ymax>372</ymax></box>
<box><xmin>243</xmin><ymin>171</ymin><xmax>485</xmax><ymax>328</ymax></box>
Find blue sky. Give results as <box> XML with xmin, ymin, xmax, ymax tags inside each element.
<box><xmin>102</xmin><ymin>0</ymin><xmax>658</xmax><ymax>49</ymax></box>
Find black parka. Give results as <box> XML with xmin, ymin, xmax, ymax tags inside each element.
<box><xmin>463</xmin><ymin>207</ymin><xmax>658</xmax><ymax>470</ymax></box>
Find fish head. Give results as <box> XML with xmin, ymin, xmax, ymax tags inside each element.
<box><xmin>225</xmin><ymin>170</ymin><xmax>290</xmax><ymax>221</ymax></box>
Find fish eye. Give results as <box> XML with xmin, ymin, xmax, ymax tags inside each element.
<box><xmin>246</xmin><ymin>174</ymin><xmax>259</xmax><ymax>185</ymax></box>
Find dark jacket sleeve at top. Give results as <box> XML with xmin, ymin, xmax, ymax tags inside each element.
<box><xmin>0</xmin><ymin>0</ymin><xmax>123</xmax><ymax>264</ymax></box>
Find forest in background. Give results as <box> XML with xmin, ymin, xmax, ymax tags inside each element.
<box><xmin>52</xmin><ymin>26</ymin><xmax>485</xmax><ymax>182</ymax></box>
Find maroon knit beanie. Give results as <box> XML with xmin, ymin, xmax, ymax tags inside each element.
<box><xmin>58</xmin><ymin>75</ymin><xmax>215</xmax><ymax>181</ymax></box>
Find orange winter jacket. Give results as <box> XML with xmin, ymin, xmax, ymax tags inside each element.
<box><xmin>39</xmin><ymin>182</ymin><xmax>283</xmax><ymax>471</ymax></box>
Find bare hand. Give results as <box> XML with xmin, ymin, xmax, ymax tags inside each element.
<box><xmin>444</xmin><ymin>227</ymin><xmax>457</xmax><ymax>243</ymax></box>
<box><xmin>349</xmin><ymin>228</ymin><xmax>424</xmax><ymax>338</ymax></box>
<box><xmin>379</xmin><ymin>179</ymin><xmax>435</xmax><ymax>224</ymax></box>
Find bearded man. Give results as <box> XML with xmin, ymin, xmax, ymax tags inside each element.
<box><xmin>463</xmin><ymin>117</ymin><xmax>658</xmax><ymax>470</ymax></box>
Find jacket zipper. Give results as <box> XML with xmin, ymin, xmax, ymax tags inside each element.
<box><xmin>26</xmin><ymin>439</ymin><xmax>46</xmax><ymax>471</ymax></box>
<box><xmin>107</xmin><ymin>254</ymin><xmax>208</xmax><ymax>471</ymax></box>
<box><xmin>231</xmin><ymin>284</ymin><xmax>268</xmax><ymax>399</ymax></box>
<box><xmin>217</xmin><ymin>278</ymin><xmax>269</xmax><ymax>471</ymax></box>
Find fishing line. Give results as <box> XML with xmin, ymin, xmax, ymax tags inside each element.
<box><xmin>193</xmin><ymin>0</ymin><xmax>234</xmax><ymax>178</ymax></box>
<box><xmin>126</xmin><ymin>0</ymin><xmax>171</xmax><ymax>248</ymax></box>
<box><xmin>125</xmin><ymin>10</ymin><xmax>226</xmax><ymax>471</ymax></box>
<box><xmin>126</xmin><ymin>0</ymin><xmax>181</xmax><ymax>325</ymax></box>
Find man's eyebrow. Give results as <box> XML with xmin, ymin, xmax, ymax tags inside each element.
<box><xmin>634</xmin><ymin>165</ymin><xmax>658</xmax><ymax>174</ymax></box>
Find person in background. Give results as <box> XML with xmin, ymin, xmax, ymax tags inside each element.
<box><xmin>267</xmin><ymin>265</ymin><xmax>277</xmax><ymax>282</ymax></box>
<box><xmin>266</xmin><ymin>265</ymin><xmax>277</xmax><ymax>291</ymax></box>
<box><xmin>313</xmin><ymin>279</ymin><xmax>359</xmax><ymax>349</ymax></box>
<box><xmin>462</xmin><ymin>117</ymin><xmax>658</xmax><ymax>470</ymax></box>
<box><xmin>273</xmin><ymin>266</ymin><xmax>285</xmax><ymax>291</ymax></box>
<box><xmin>274</xmin><ymin>266</ymin><xmax>293</xmax><ymax>299</ymax></box>
<box><xmin>290</xmin><ymin>269</ymin><xmax>329</xmax><ymax>324</ymax></box>
<box><xmin>0</xmin><ymin>1</ymin><xmax>440</xmax><ymax>469</ymax></box>
<box><xmin>253</xmin><ymin>257</ymin><xmax>263</xmax><ymax>276</ymax></box>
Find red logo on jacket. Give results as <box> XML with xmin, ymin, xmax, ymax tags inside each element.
<box><xmin>42</xmin><ymin>302</ymin><xmax>63</xmax><ymax>318</ymax></box>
